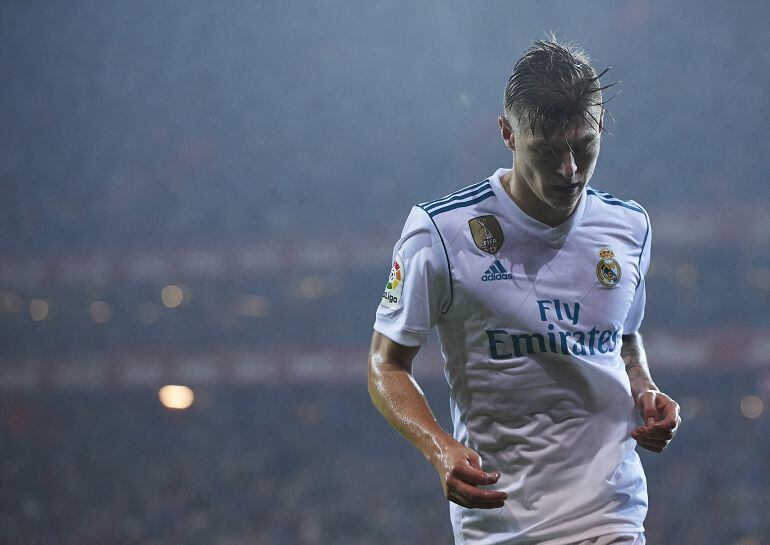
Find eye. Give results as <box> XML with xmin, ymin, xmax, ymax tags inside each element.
<box><xmin>573</xmin><ymin>140</ymin><xmax>598</xmax><ymax>154</ymax></box>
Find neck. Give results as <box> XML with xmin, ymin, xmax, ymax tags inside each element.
<box><xmin>502</xmin><ymin>166</ymin><xmax>578</xmax><ymax>227</ymax></box>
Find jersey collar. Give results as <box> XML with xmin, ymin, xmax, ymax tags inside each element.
<box><xmin>489</xmin><ymin>168</ymin><xmax>587</xmax><ymax>245</ymax></box>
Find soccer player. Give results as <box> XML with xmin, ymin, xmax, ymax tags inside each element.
<box><xmin>368</xmin><ymin>36</ymin><xmax>681</xmax><ymax>545</ymax></box>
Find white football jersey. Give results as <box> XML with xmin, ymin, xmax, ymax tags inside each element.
<box><xmin>374</xmin><ymin>168</ymin><xmax>651</xmax><ymax>545</ymax></box>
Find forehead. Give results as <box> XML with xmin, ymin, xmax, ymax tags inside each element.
<box><xmin>521</xmin><ymin>113</ymin><xmax>601</xmax><ymax>145</ymax></box>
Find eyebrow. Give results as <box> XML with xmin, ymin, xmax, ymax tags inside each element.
<box><xmin>530</xmin><ymin>135</ymin><xmax>598</xmax><ymax>147</ymax></box>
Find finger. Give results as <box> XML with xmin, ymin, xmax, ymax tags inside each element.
<box><xmin>447</xmin><ymin>489</ymin><xmax>504</xmax><ymax>509</ymax></box>
<box><xmin>633</xmin><ymin>434</ymin><xmax>668</xmax><ymax>448</ymax></box>
<box><xmin>634</xmin><ymin>425</ymin><xmax>673</xmax><ymax>436</ymax></box>
<box><xmin>632</xmin><ymin>428</ymin><xmax>673</xmax><ymax>446</ymax></box>
<box><xmin>448</xmin><ymin>489</ymin><xmax>504</xmax><ymax>510</ymax></box>
<box><xmin>633</xmin><ymin>427</ymin><xmax>673</xmax><ymax>441</ymax></box>
<box><xmin>453</xmin><ymin>462</ymin><xmax>501</xmax><ymax>486</ymax></box>
<box><xmin>448</xmin><ymin>489</ymin><xmax>492</xmax><ymax>509</ymax></box>
<box><xmin>450</xmin><ymin>478</ymin><xmax>508</xmax><ymax>503</ymax></box>
<box><xmin>465</xmin><ymin>452</ymin><xmax>500</xmax><ymax>483</ymax></box>
<box><xmin>449</xmin><ymin>479</ymin><xmax>507</xmax><ymax>505</ymax></box>
<box><xmin>447</xmin><ymin>490</ymin><xmax>471</xmax><ymax>509</ymax></box>
<box><xmin>633</xmin><ymin>436</ymin><xmax>666</xmax><ymax>452</ymax></box>
<box><xmin>651</xmin><ymin>401</ymin><xmax>680</xmax><ymax>431</ymax></box>
<box><xmin>450</xmin><ymin>494</ymin><xmax>505</xmax><ymax>509</ymax></box>
<box><xmin>637</xmin><ymin>392</ymin><xmax>658</xmax><ymax>423</ymax></box>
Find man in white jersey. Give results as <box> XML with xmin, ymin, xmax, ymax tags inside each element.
<box><xmin>368</xmin><ymin>36</ymin><xmax>681</xmax><ymax>545</ymax></box>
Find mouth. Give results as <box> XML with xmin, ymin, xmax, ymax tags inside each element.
<box><xmin>552</xmin><ymin>182</ymin><xmax>581</xmax><ymax>198</ymax></box>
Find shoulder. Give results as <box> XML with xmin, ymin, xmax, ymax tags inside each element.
<box><xmin>417</xmin><ymin>178</ymin><xmax>497</xmax><ymax>221</ymax></box>
<box><xmin>586</xmin><ymin>186</ymin><xmax>648</xmax><ymax>217</ymax></box>
<box><xmin>585</xmin><ymin>186</ymin><xmax>650</xmax><ymax>237</ymax></box>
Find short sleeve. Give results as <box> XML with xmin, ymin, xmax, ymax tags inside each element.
<box><xmin>373</xmin><ymin>206</ymin><xmax>451</xmax><ymax>347</ymax></box>
<box><xmin>623</xmin><ymin>210</ymin><xmax>651</xmax><ymax>334</ymax></box>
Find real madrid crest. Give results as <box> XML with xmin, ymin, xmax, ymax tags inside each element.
<box><xmin>469</xmin><ymin>215</ymin><xmax>504</xmax><ymax>254</ymax></box>
<box><xmin>596</xmin><ymin>248</ymin><xmax>621</xmax><ymax>288</ymax></box>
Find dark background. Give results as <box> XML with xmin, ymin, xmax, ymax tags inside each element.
<box><xmin>1</xmin><ymin>1</ymin><xmax>769</xmax><ymax>544</ymax></box>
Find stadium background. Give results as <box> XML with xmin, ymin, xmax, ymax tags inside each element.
<box><xmin>1</xmin><ymin>1</ymin><xmax>769</xmax><ymax>543</ymax></box>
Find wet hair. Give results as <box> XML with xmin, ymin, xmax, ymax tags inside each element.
<box><xmin>503</xmin><ymin>33</ymin><xmax>618</xmax><ymax>144</ymax></box>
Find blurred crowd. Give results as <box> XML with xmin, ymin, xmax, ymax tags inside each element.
<box><xmin>2</xmin><ymin>374</ymin><xmax>768</xmax><ymax>545</ymax></box>
<box><xmin>2</xmin><ymin>0</ymin><xmax>769</xmax><ymax>253</ymax></box>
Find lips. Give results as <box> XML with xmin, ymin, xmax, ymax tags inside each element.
<box><xmin>553</xmin><ymin>183</ymin><xmax>580</xmax><ymax>197</ymax></box>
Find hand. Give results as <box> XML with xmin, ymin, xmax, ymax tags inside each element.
<box><xmin>432</xmin><ymin>440</ymin><xmax>507</xmax><ymax>509</ymax></box>
<box><xmin>632</xmin><ymin>390</ymin><xmax>681</xmax><ymax>453</ymax></box>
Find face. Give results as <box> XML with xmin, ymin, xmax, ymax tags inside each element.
<box><xmin>499</xmin><ymin>111</ymin><xmax>603</xmax><ymax>216</ymax></box>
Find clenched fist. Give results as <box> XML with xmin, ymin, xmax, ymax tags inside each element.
<box><xmin>632</xmin><ymin>390</ymin><xmax>681</xmax><ymax>453</ymax></box>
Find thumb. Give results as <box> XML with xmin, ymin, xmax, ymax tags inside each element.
<box><xmin>467</xmin><ymin>449</ymin><xmax>483</xmax><ymax>470</ymax></box>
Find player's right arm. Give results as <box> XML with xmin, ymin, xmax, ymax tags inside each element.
<box><xmin>368</xmin><ymin>331</ymin><xmax>507</xmax><ymax>509</ymax></box>
<box><xmin>369</xmin><ymin>205</ymin><xmax>505</xmax><ymax>509</ymax></box>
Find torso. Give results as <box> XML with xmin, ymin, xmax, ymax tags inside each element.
<box><xmin>420</xmin><ymin>168</ymin><xmax>649</xmax><ymax>544</ymax></box>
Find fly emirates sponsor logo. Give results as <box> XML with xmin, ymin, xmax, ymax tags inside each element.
<box><xmin>485</xmin><ymin>299</ymin><xmax>620</xmax><ymax>359</ymax></box>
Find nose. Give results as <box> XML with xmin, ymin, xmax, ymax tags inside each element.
<box><xmin>557</xmin><ymin>149</ymin><xmax>577</xmax><ymax>180</ymax></box>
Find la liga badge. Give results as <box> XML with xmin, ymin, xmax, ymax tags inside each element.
<box><xmin>381</xmin><ymin>253</ymin><xmax>404</xmax><ymax>310</ymax></box>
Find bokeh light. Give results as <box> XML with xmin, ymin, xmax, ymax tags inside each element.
<box><xmin>161</xmin><ymin>285</ymin><xmax>184</xmax><ymax>308</ymax></box>
<box><xmin>740</xmin><ymin>396</ymin><xmax>764</xmax><ymax>419</ymax></box>
<box><xmin>158</xmin><ymin>385</ymin><xmax>195</xmax><ymax>409</ymax></box>
<box><xmin>29</xmin><ymin>299</ymin><xmax>49</xmax><ymax>321</ymax></box>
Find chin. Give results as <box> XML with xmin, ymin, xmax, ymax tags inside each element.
<box><xmin>547</xmin><ymin>194</ymin><xmax>578</xmax><ymax>209</ymax></box>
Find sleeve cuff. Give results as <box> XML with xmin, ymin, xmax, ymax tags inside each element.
<box><xmin>373</xmin><ymin>315</ymin><xmax>428</xmax><ymax>348</ymax></box>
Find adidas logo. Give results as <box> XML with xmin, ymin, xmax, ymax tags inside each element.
<box><xmin>481</xmin><ymin>260</ymin><xmax>512</xmax><ymax>282</ymax></box>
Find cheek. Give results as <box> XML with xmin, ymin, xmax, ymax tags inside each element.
<box><xmin>580</xmin><ymin>147</ymin><xmax>600</xmax><ymax>169</ymax></box>
<box><xmin>521</xmin><ymin>162</ymin><xmax>549</xmax><ymax>191</ymax></box>
<box><xmin>521</xmin><ymin>155</ymin><xmax>552</xmax><ymax>181</ymax></box>
<box><xmin>579</xmin><ymin>154</ymin><xmax>600</xmax><ymax>176</ymax></box>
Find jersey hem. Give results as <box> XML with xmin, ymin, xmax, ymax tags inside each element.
<box><xmin>519</xmin><ymin>524</ymin><xmax>645</xmax><ymax>545</ymax></box>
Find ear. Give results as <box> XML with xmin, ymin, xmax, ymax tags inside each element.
<box><xmin>498</xmin><ymin>114</ymin><xmax>516</xmax><ymax>151</ymax></box>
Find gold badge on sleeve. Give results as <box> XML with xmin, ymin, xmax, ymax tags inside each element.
<box><xmin>596</xmin><ymin>248</ymin><xmax>622</xmax><ymax>287</ymax></box>
<box><xmin>469</xmin><ymin>215</ymin><xmax>504</xmax><ymax>254</ymax></box>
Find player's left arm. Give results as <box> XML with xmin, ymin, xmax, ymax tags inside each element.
<box><xmin>621</xmin><ymin>332</ymin><xmax>681</xmax><ymax>453</ymax></box>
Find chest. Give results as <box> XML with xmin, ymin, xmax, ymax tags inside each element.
<box><xmin>448</xmin><ymin>229</ymin><xmax>640</xmax><ymax>332</ymax></box>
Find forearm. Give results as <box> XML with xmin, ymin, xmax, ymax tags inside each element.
<box><xmin>368</xmin><ymin>359</ymin><xmax>454</xmax><ymax>465</ymax></box>
<box><xmin>621</xmin><ymin>332</ymin><xmax>659</xmax><ymax>400</ymax></box>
